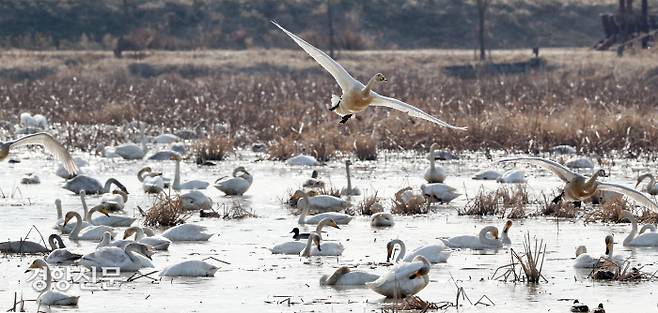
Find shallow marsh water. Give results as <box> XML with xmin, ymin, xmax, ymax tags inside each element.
<box><xmin>1</xmin><ymin>149</ymin><xmax>657</xmax><ymax>312</ymax></box>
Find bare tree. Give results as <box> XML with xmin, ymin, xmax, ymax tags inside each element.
<box><xmin>476</xmin><ymin>0</ymin><xmax>491</xmax><ymax>61</ymax></box>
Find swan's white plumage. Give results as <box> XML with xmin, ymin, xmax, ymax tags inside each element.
<box><xmin>160</xmin><ymin>260</ymin><xmax>218</xmax><ymax>277</ymax></box>
<box><xmin>161</xmin><ymin>224</ymin><xmax>213</xmax><ymax>241</ymax></box>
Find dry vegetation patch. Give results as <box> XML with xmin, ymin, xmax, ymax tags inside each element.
<box><xmin>460</xmin><ymin>185</ymin><xmax>529</xmax><ymax>218</ymax></box>
<box><xmin>142</xmin><ymin>193</ymin><xmax>191</xmax><ymax>227</ymax></box>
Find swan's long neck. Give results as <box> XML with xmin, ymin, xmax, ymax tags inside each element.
<box><xmin>345</xmin><ymin>163</ymin><xmax>352</xmax><ymax>191</ymax></box>
<box><xmin>55</xmin><ymin>201</ymin><xmax>62</xmax><ymax>220</ymax></box>
<box><xmin>173</xmin><ymin>159</ymin><xmax>181</xmax><ymax>189</ymax></box>
<box><xmin>479</xmin><ymin>226</ymin><xmax>499</xmax><ymax>246</ymax></box>
<box><xmin>124</xmin><ymin>245</ymin><xmax>141</xmax><ymax>263</ymax></box>
<box><xmin>323</xmin><ymin>267</ymin><xmax>347</xmax><ymax>285</ymax></box>
<box><xmin>99</xmin><ymin>233</ymin><xmax>111</xmax><ymax>247</ymax></box>
<box><xmin>43</xmin><ymin>263</ymin><xmax>53</xmax><ymax>292</ymax></box>
<box><xmin>362</xmin><ymin>75</ymin><xmax>381</xmax><ymax>96</ymax></box>
<box><xmin>81</xmin><ymin>193</ymin><xmax>89</xmax><ymax>223</ymax></box>
<box><xmin>137</xmin><ymin>168</ymin><xmax>150</xmax><ymax>182</ymax></box>
<box><xmin>69</xmin><ymin>213</ymin><xmax>83</xmax><ymax>240</ymax></box>
<box><xmin>584</xmin><ymin>171</ymin><xmax>602</xmax><ymax>192</ymax></box>
<box><xmin>134</xmin><ymin>228</ymin><xmax>146</xmax><ymax>241</ymax></box>
<box><xmin>301</xmin><ymin>235</ymin><xmax>315</xmax><ymax>257</ymax></box>
<box><xmin>48</xmin><ymin>236</ymin><xmax>57</xmax><ymax>250</ymax></box>
<box><xmin>140</xmin><ymin>123</ymin><xmax>147</xmax><ymax>152</ymax></box>
<box><xmin>298</xmin><ymin>192</ymin><xmax>310</xmax><ymax>224</ymax></box>
<box><xmin>315</xmin><ymin>219</ymin><xmax>329</xmax><ymax>233</ymax></box>
<box><xmin>624</xmin><ymin>213</ymin><xmax>638</xmax><ymax>246</ymax></box>
<box><xmin>389</xmin><ymin>239</ymin><xmax>406</xmax><ymax>262</ymax></box>
<box><xmin>606</xmin><ymin>240</ymin><xmax>614</xmax><ymax>258</ymax></box>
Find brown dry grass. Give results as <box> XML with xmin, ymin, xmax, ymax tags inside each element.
<box><xmin>584</xmin><ymin>198</ymin><xmax>629</xmax><ymax>223</ymax></box>
<box><xmin>356</xmin><ymin>192</ymin><xmax>384</xmax><ymax>216</ymax></box>
<box><xmin>143</xmin><ymin>193</ymin><xmax>191</xmax><ymax>227</ymax></box>
<box><xmin>194</xmin><ymin>135</ymin><xmax>234</xmax><ymax>162</ymax></box>
<box><xmin>391</xmin><ymin>187</ymin><xmax>430</xmax><ymax>215</ymax></box>
<box><xmin>540</xmin><ymin>191</ymin><xmax>579</xmax><ymax>218</ymax></box>
<box><xmin>460</xmin><ymin>185</ymin><xmax>529</xmax><ymax>218</ymax></box>
<box><xmin>2</xmin><ymin>49</ymin><xmax>658</xmax><ymax>156</ymax></box>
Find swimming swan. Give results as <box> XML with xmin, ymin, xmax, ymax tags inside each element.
<box><xmin>171</xmin><ymin>153</ymin><xmax>209</xmax><ymax>190</ymax></box>
<box><xmin>63</xmin><ymin>176</ymin><xmax>128</xmax><ymax>195</ymax></box>
<box><xmin>386</xmin><ymin>239</ymin><xmax>451</xmax><ymax>264</ymax></box>
<box><xmin>54</xmin><ymin>197</ymin><xmax>91</xmax><ymax>234</ymax></box>
<box><xmin>124</xmin><ymin>227</ymin><xmax>171</xmax><ymax>250</ymax></box>
<box><xmin>472</xmin><ymin>169</ymin><xmax>502</xmax><ymax>180</ymax></box>
<box><xmin>46</xmin><ymin>234</ymin><xmax>82</xmax><ymax>264</ymax></box>
<box><xmin>443</xmin><ymin>226</ymin><xmax>501</xmax><ymax>249</ymax></box>
<box><xmin>366</xmin><ymin>255</ymin><xmax>431</xmax><ymax>298</ymax></box>
<box><xmin>424</xmin><ymin>144</ymin><xmax>446</xmax><ymax>183</ymax></box>
<box><xmin>496</xmin><ymin>170</ymin><xmax>527</xmax><ymax>183</ymax></box>
<box><xmin>25</xmin><ymin>259</ymin><xmax>79</xmax><ymax>306</ymax></box>
<box><xmin>340</xmin><ymin>160</ymin><xmax>361</xmax><ymax>196</ymax></box>
<box><xmin>420</xmin><ymin>183</ymin><xmax>460</xmax><ymax>204</ymax></box>
<box><xmin>300</xmin><ymin>233</ymin><xmax>344</xmax><ymax>257</ymax></box>
<box><xmin>161</xmin><ymin>224</ymin><xmax>213</xmax><ymax>241</ymax></box>
<box><xmin>293</xmin><ymin>189</ymin><xmax>350</xmax><ymax>213</ymax></box>
<box><xmin>298</xmin><ymin>192</ymin><xmax>352</xmax><ymax>225</ymax></box>
<box><xmin>320</xmin><ymin>266</ymin><xmax>379</xmax><ymax>286</ymax></box>
<box><xmin>622</xmin><ymin>210</ymin><xmax>658</xmax><ymax>246</ymax></box>
<box><xmin>214</xmin><ymin>166</ymin><xmax>253</xmax><ymax>195</ymax></box>
<box><xmin>272</xmin><ymin>21</ymin><xmax>466</xmax><ymax>129</ymax></box>
<box><xmin>274</xmin><ymin>219</ymin><xmax>341</xmax><ymax>254</ymax></box>
<box><xmin>160</xmin><ymin>260</ymin><xmax>219</xmax><ymax>277</ymax></box>
<box><xmin>80</xmin><ymin>242</ymin><xmax>154</xmax><ymax>272</ymax></box>
<box><xmin>497</xmin><ymin>157</ymin><xmax>658</xmax><ymax>211</ymax></box>
<box><xmin>371</xmin><ymin>212</ymin><xmax>395</xmax><ymax>227</ymax></box>
<box><xmin>63</xmin><ymin>209</ymin><xmax>115</xmax><ymax>241</ymax></box>
<box><xmin>0</xmin><ymin>133</ymin><xmax>77</xmax><ymax>176</ymax></box>
<box><xmin>138</xmin><ymin>167</ymin><xmax>166</xmax><ymax>193</ymax></box>
<box><xmin>303</xmin><ymin>170</ymin><xmax>325</xmax><ymax>188</ymax></box>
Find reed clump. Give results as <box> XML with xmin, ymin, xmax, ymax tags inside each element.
<box><xmin>222</xmin><ymin>201</ymin><xmax>257</xmax><ymax>220</ymax></box>
<box><xmin>460</xmin><ymin>185</ymin><xmax>529</xmax><ymax>218</ymax></box>
<box><xmin>357</xmin><ymin>192</ymin><xmax>384</xmax><ymax>215</ymax></box>
<box><xmin>194</xmin><ymin>135</ymin><xmax>234</xmax><ymax>162</ymax></box>
<box><xmin>143</xmin><ymin>193</ymin><xmax>191</xmax><ymax>227</ymax></box>
<box><xmin>585</xmin><ymin>198</ymin><xmax>629</xmax><ymax>223</ymax></box>
<box><xmin>391</xmin><ymin>187</ymin><xmax>430</xmax><ymax>215</ymax></box>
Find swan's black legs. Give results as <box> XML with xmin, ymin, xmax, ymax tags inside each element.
<box><xmin>551</xmin><ymin>190</ymin><xmax>564</xmax><ymax>204</ymax></box>
<box><xmin>329</xmin><ymin>100</ymin><xmax>340</xmax><ymax>111</ymax></box>
<box><xmin>339</xmin><ymin>114</ymin><xmax>352</xmax><ymax>124</ymax></box>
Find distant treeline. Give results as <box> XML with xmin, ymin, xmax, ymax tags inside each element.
<box><xmin>0</xmin><ymin>0</ymin><xmax>615</xmax><ymax>51</ymax></box>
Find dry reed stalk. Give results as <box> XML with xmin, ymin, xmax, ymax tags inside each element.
<box><xmin>391</xmin><ymin>187</ymin><xmax>430</xmax><ymax>215</ymax></box>
<box><xmin>143</xmin><ymin>192</ymin><xmax>191</xmax><ymax>227</ymax></box>
<box><xmin>459</xmin><ymin>185</ymin><xmax>528</xmax><ymax>218</ymax></box>
<box><xmin>357</xmin><ymin>192</ymin><xmax>384</xmax><ymax>215</ymax></box>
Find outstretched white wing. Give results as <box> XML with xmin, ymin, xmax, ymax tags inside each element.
<box><xmin>371</xmin><ymin>94</ymin><xmax>467</xmax><ymax>130</ymax></box>
<box><xmin>496</xmin><ymin>156</ymin><xmax>577</xmax><ymax>183</ymax></box>
<box><xmin>598</xmin><ymin>182</ymin><xmax>658</xmax><ymax>212</ymax></box>
<box><xmin>9</xmin><ymin>132</ymin><xmax>78</xmax><ymax>175</ymax></box>
<box><xmin>272</xmin><ymin>21</ymin><xmax>360</xmax><ymax>92</ymax></box>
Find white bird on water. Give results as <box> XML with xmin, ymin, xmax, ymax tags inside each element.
<box><xmin>272</xmin><ymin>21</ymin><xmax>466</xmax><ymax>129</ymax></box>
<box><xmin>1</xmin><ymin>132</ymin><xmax>77</xmax><ymax>176</ymax></box>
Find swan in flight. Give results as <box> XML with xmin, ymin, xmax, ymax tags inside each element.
<box><xmin>273</xmin><ymin>218</ymin><xmax>341</xmax><ymax>254</ymax></box>
<box><xmin>443</xmin><ymin>226</ymin><xmax>501</xmax><ymax>249</ymax></box>
<box><xmin>171</xmin><ymin>153</ymin><xmax>209</xmax><ymax>190</ymax></box>
<box><xmin>320</xmin><ymin>266</ymin><xmax>379</xmax><ymax>286</ymax></box>
<box><xmin>46</xmin><ymin>234</ymin><xmax>82</xmax><ymax>264</ymax></box>
<box><xmin>272</xmin><ymin>21</ymin><xmax>466</xmax><ymax>129</ymax></box>
<box><xmin>371</xmin><ymin>212</ymin><xmax>395</xmax><ymax>227</ymax></box>
<box><xmin>497</xmin><ymin>157</ymin><xmax>658</xmax><ymax>211</ymax></box>
<box><xmin>1</xmin><ymin>132</ymin><xmax>77</xmax><ymax>176</ymax></box>
<box><xmin>420</xmin><ymin>183</ymin><xmax>461</xmax><ymax>204</ymax></box>
<box><xmin>25</xmin><ymin>259</ymin><xmax>79</xmax><ymax>306</ymax></box>
<box><xmin>622</xmin><ymin>210</ymin><xmax>658</xmax><ymax>246</ymax></box>
<box><xmin>387</xmin><ymin>239</ymin><xmax>451</xmax><ymax>264</ymax></box>
<box><xmin>424</xmin><ymin>144</ymin><xmax>446</xmax><ymax>183</ymax></box>
<box><xmin>214</xmin><ymin>166</ymin><xmax>253</xmax><ymax>195</ymax></box>
<box><xmin>81</xmin><ymin>242</ymin><xmax>154</xmax><ymax>272</ymax></box>
<box><xmin>161</xmin><ymin>224</ymin><xmax>213</xmax><ymax>241</ymax></box>
<box><xmin>124</xmin><ymin>227</ymin><xmax>171</xmax><ymax>250</ymax></box>
<box><xmin>303</xmin><ymin>170</ymin><xmax>325</xmax><ymax>188</ymax></box>
<box><xmin>340</xmin><ymin>160</ymin><xmax>361</xmax><ymax>196</ymax></box>
<box><xmin>293</xmin><ymin>189</ymin><xmax>350</xmax><ymax>213</ymax></box>
<box><xmin>64</xmin><ymin>210</ymin><xmax>115</xmax><ymax>241</ymax></box>
<box><xmin>160</xmin><ymin>260</ymin><xmax>219</xmax><ymax>277</ymax></box>
<box><xmin>138</xmin><ymin>167</ymin><xmax>166</xmax><ymax>193</ymax></box>
<box><xmin>472</xmin><ymin>169</ymin><xmax>502</xmax><ymax>180</ymax></box>
<box><xmin>63</xmin><ymin>176</ymin><xmax>128</xmax><ymax>195</ymax></box>
<box><xmin>366</xmin><ymin>255</ymin><xmax>431</xmax><ymax>298</ymax></box>
<box><xmin>636</xmin><ymin>173</ymin><xmax>658</xmax><ymax>195</ymax></box>
<box><xmin>300</xmin><ymin>233</ymin><xmax>344</xmax><ymax>257</ymax></box>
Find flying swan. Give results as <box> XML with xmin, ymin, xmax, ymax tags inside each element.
<box><xmin>1</xmin><ymin>132</ymin><xmax>77</xmax><ymax>176</ymax></box>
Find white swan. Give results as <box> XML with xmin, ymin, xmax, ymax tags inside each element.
<box><xmin>0</xmin><ymin>132</ymin><xmax>77</xmax><ymax>176</ymax></box>
<box><xmin>154</xmin><ymin>133</ymin><xmax>180</xmax><ymax>144</ymax></box>
<box><xmin>160</xmin><ymin>260</ymin><xmax>219</xmax><ymax>277</ymax></box>
<box><xmin>171</xmin><ymin>153</ymin><xmax>209</xmax><ymax>190</ymax></box>
<box><xmin>387</xmin><ymin>239</ymin><xmax>451</xmax><ymax>264</ymax></box>
<box><xmin>63</xmin><ymin>210</ymin><xmax>115</xmax><ymax>241</ymax></box>
<box><xmin>124</xmin><ymin>227</ymin><xmax>171</xmax><ymax>250</ymax></box>
<box><xmin>293</xmin><ymin>189</ymin><xmax>350</xmax><ymax>213</ymax></box>
<box><xmin>303</xmin><ymin>170</ymin><xmax>325</xmax><ymax>188</ymax></box>
<box><xmin>25</xmin><ymin>259</ymin><xmax>79</xmax><ymax>306</ymax></box>
<box><xmin>472</xmin><ymin>169</ymin><xmax>502</xmax><ymax>180</ymax></box>
<box><xmin>420</xmin><ymin>183</ymin><xmax>460</xmax><ymax>204</ymax></box>
<box><xmin>115</xmin><ymin>123</ymin><xmax>147</xmax><ymax>160</ymax></box>
<box><xmin>97</xmin><ymin>231</ymin><xmax>134</xmax><ymax>249</ymax></box>
<box><xmin>80</xmin><ymin>242</ymin><xmax>154</xmax><ymax>272</ymax></box>
<box><xmin>54</xmin><ymin>197</ymin><xmax>91</xmax><ymax>234</ymax></box>
<box><xmin>636</xmin><ymin>173</ymin><xmax>658</xmax><ymax>195</ymax></box>
<box><xmin>138</xmin><ymin>167</ymin><xmax>166</xmax><ymax>193</ymax></box>
<box><xmin>565</xmin><ymin>157</ymin><xmax>594</xmax><ymax>169</ymax></box>
<box><xmin>285</xmin><ymin>154</ymin><xmax>319</xmax><ymax>166</ymax></box>
<box><xmin>300</xmin><ymin>233</ymin><xmax>344</xmax><ymax>257</ymax></box>
<box><xmin>371</xmin><ymin>212</ymin><xmax>395</xmax><ymax>227</ymax></box>
<box><xmin>100</xmin><ymin>189</ymin><xmax>128</xmax><ymax>211</ymax></box>
<box><xmin>46</xmin><ymin>234</ymin><xmax>82</xmax><ymax>264</ymax></box>
<box><xmin>640</xmin><ymin>224</ymin><xmax>656</xmax><ymax>234</ymax></box>
<box><xmin>214</xmin><ymin>166</ymin><xmax>253</xmax><ymax>195</ymax></box>
<box><xmin>273</xmin><ymin>219</ymin><xmax>341</xmax><ymax>254</ymax></box>
<box><xmin>574</xmin><ymin>235</ymin><xmax>624</xmax><ymax>267</ymax></box>
<box><xmin>161</xmin><ymin>224</ymin><xmax>213</xmax><ymax>241</ymax></box>
<box><xmin>496</xmin><ymin>170</ymin><xmax>527</xmax><ymax>183</ymax></box>
<box><xmin>424</xmin><ymin>144</ymin><xmax>446</xmax><ymax>183</ymax></box>
<box><xmin>320</xmin><ymin>266</ymin><xmax>379</xmax><ymax>286</ymax></box>
<box><xmin>340</xmin><ymin>160</ymin><xmax>361</xmax><ymax>196</ymax></box>
<box><xmin>501</xmin><ymin>220</ymin><xmax>513</xmax><ymax>245</ymax></box>
<box><xmin>56</xmin><ymin>157</ymin><xmax>88</xmax><ymax>179</ymax></box>
<box><xmin>443</xmin><ymin>226</ymin><xmax>501</xmax><ymax>249</ymax></box>
<box><xmin>63</xmin><ymin>176</ymin><xmax>128</xmax><ymax>195</ymax></box>
<box><xmin>497</xmin><ymin>157</ymin><xmax>658</xmax><ymax>211</ymax></box>
<box><xmin>622</xmin><ymin>210</ymin><xmax>658</xmax><ymax>246</ymax></box>
<box><xmin>298</xmin><ymin>195</ymin><xmax>352</xmax><ymax>225</ymax></box>
<box><xmin>272</xmin><ymin>22</ymin><xmax>465</xmax><ymax>129</ymax></box>
<box><xmin>181</xmin><ymin>190</ymin><xmax>213</xmax><ymax>211</ymax></box>
<box><xmin>366</xmin><ymin>255</ymin><xmax>431</xmax><ymax>298</ymax></box>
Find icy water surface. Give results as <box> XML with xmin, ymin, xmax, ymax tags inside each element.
<box><xmin>1</xmin><ymin>150</ymin><xmax>658</xmax><ymax>312</ymax></box>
